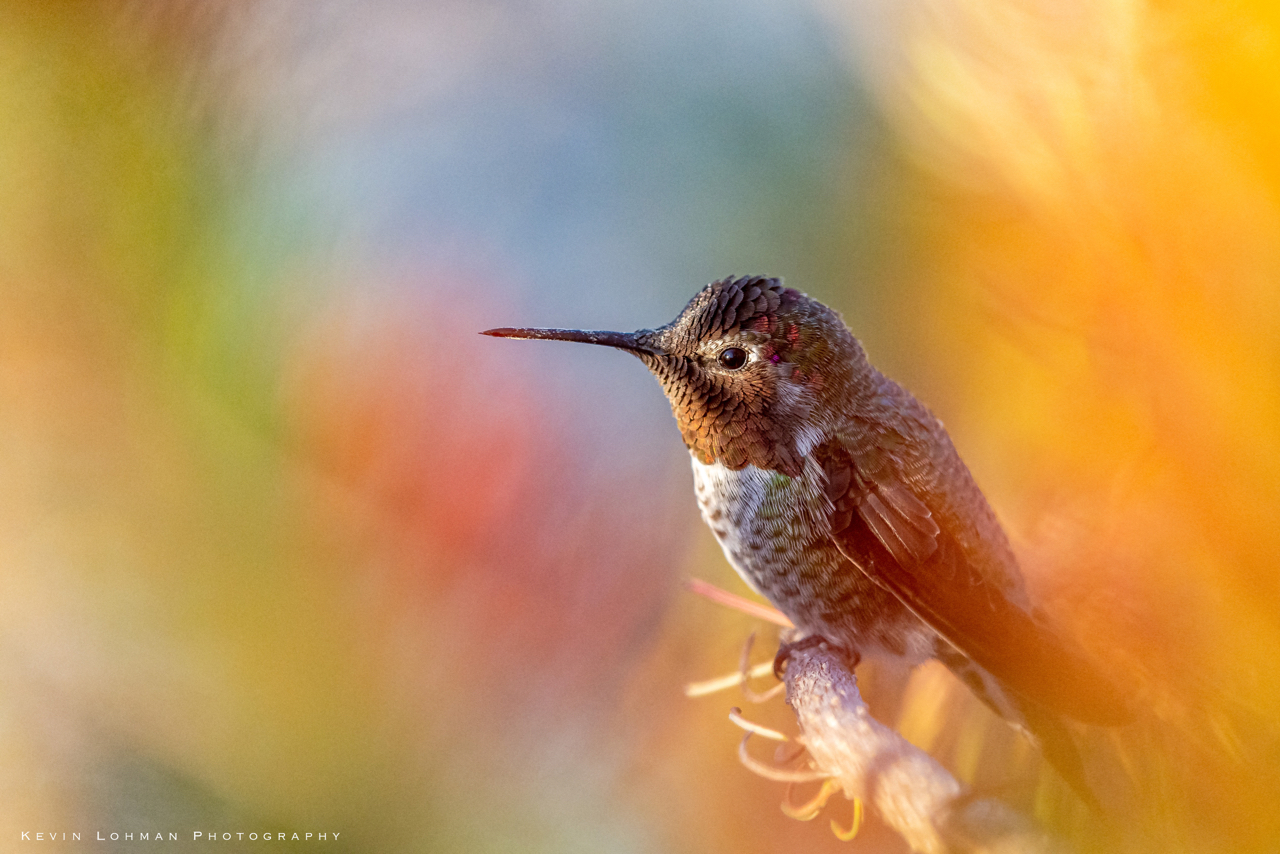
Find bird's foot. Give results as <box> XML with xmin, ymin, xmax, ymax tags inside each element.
<box><xmin>739</xmin><ymin>631</ymin><xmax>785</xmax><ymax>703</ymax></box>
<box><xmin>772</xmin><ymin>635</ymin><xmax>861</xmax><ymax>681</ymax></box>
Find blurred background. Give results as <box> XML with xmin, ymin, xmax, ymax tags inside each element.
<box><xmin>1</xmin><ymin>1</ymin><xmax>1278</xmax><ymax>851</ymax></box>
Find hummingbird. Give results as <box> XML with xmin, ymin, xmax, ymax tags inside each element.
<box><xmin>483</xmin><ymin>275</ymin><xmax>1130</xmax><ymax>802</ymax></box>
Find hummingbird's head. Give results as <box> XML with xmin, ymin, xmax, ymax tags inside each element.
<box><xmin>483</xmin><ymin>275</ymin><xmax>868</xmax><ymax>476</ymax></box>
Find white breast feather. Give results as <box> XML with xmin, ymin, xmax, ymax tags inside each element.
<box><xmin>690</xmin><ymin>454</ymin><xmax>832</xmax><ymax>597</ymax></box>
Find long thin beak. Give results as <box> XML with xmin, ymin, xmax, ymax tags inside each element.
<box><xmin>481</xmin><ymin>327</ymin><xmax>661</xmax><ymax>355</ymax></box>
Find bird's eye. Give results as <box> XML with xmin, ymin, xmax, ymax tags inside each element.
<box><xmin>717</xmin><ymin>346</ymin><xmax>748</xmax><ymax>370</ymax></box>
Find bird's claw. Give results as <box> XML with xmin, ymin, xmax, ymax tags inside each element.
<box><xmin>773</xmin><ymin>635</ymin><xmax>860</xmax><ymax>681</ymax></box>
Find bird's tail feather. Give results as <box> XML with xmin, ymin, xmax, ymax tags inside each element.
<box><xmin>934</xmin><ymin>639</ymin><xmax>1102</xmax><ymax>810</ymax></box>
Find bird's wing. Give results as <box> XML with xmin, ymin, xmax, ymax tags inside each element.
<box><xmin>816</xmin><ymin>432</ymin><xmax>1132</xmax><ymax>725</ymax></box>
